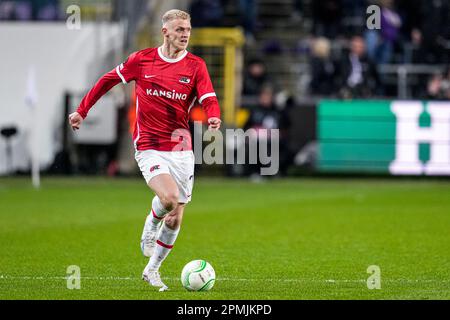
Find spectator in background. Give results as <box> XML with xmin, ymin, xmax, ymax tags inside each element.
<box><xmin>335</xmin><ymin>35</ymin><xmax>380</xmax><ymax>99</ymax></box>
<box><xmin>396</xmin><ymin>0</ymin><xmax>422</xmax><ymax>63</ymax></box>
<box><xmin>398</xmin><ymin>0</ymin><xmax>450</xmax><ymax>64</ymax></box>
<box><xmin>243</xmin><ymin>85</ymin><xmax>292</xmax><ymax>178</ymax></box>
<box><xmin>312</xmin><ymin>0</ymin><xmax>343</xmax><ymax>39</ymax></box>
<box><xmin>242</xmin><ymin>58</ymin><xmax>272</xmax><ymax>96</ymax></box>
<box><xmin>34</xmin><ymin>0</ymin><xmax>59</xmax><ymax>21</ymax></box>
<box><xmin>244</xmin><ymin>86</ymin><xmax>279</xmax><ymax>132</ymax></box>
<box><xmin>309</xmin><ymin>37</ymin><xmax>335</xmax><ymax>96</ymax></box>
<box><xmin>0</xmin><ymin>0</ymin><xmax>32</xmax><ymax>20</ymax></box>
<box><xmin>340</xmin><ymin>0</ymin><xmax>367</xmax><ymax>35</ymax></box>
<box><xmin>0</xmin><ymin>0</ymin><xmax>59</xmax><ymax>21</ymax></box>
<box><xmin>237</xmin><ymin>0</ymin><xmax>258</xmax><ymax>43</ymax></box>
<box><xmin>365</xmin><ymin>0</ymin><xmax>402</xmax><ymax>64</ymax></box>
<box><xmin>443</xmin><ymin>68</ymin><xmax>450</xmax><ymax>99</ymax></box>
<box><xmin>189</xmin><ymin>0</ymin><xmax>224</xmax><ymax>27</ymax></box>
<box><xmin>427</xmin><ymin>67</ymin><xmax>450</xmax><ymax>100</ymax></box>
<box><xmin>419</xmin><ymin>0</ymin><xmax>450</xmax><ymax>64</ymax></box>
<box><xmin>341</xmin><ymin>0</ymin><xmax>367</xmax><ymax>19</ymax></box>
<box><xmin>290</xmin><ymin>0</ymin><xmax>304</xmax><ymax>23</ymax></box>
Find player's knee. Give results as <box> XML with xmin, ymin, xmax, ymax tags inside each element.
<box><xmin>160</xmin><ymin>191</ymin><xmax>179</xmax><ymax>211</ymax></box>
<box><xmin>165</xmin><ymin>212</ymin><xmax>182</xmax><ymax>230</ymax></box>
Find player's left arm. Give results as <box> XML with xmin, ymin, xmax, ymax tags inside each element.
<box><xmin>196</xmin><ymin>60</ymin><xmax>221</xmax><ymax>131</ymax></box>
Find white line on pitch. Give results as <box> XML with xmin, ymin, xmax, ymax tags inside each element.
<box><xmin>0</xmin><ymin>275</ymin><xmax>448</xmax><ymax>283</ymax></box>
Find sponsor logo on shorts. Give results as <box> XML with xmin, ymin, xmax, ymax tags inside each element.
<box><xmin>150</xmin><ymin>165</ymin><xmax>160</xmax><ymax>172</ymax></box>
<box><xmin>189</xmin><ymin>175</ymin><xmax>193</xmax><ymax>180</ymax></box>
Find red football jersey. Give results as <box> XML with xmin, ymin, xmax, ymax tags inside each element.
<box><xmin>77</xmin><ymin>46</ymin><xmax>221</xmax><ymax>151</ymax></box>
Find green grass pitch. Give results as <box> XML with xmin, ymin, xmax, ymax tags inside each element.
<box><xmin>0</xmin><ymin>177</ymin><xmax>449</xmax><ymax>299</ymax></box>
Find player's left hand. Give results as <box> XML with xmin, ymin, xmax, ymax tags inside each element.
<box><xmin>68</xmin><ymin>112</ymin><xmax>83</xmax><ymax>131</ymax></box>
<box><xmin>208</xmin><ymin>117</ymin><xmax>221</xmax><ymax>131</ymax></box>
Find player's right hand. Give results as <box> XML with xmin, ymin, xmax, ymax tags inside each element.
<box><xmin>68</xmin><ymin>112</ymin><xmax>83</xmax><ymax>131</ymax></box>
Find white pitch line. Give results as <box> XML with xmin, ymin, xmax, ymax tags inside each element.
<box><xmin>219</xmin><ymin>278</ymin><xmax>450</xmax><ymax>283</ymax></box>
<box><xmin>0</xmin><ymin>275</ymin><xmax>135</xmax><ymax>281</ymax></box>
<box><xmin>0</xmin><ymin>275</ymin><xmax>448</xmax><ymax>283</ymax></box>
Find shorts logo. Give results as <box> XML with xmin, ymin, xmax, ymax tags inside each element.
<box><xmin>189</xmin><ymin>175</ymin><xmax>194</xmax><ymax>180</ymax></box>
<box><xmin>179</xmin><ymin>77</ymin><xmax>191</xmax><ymax>84</ymax></box>
<box><xmin>150</xmin><ymin>165</ymin><xmax>160</xmax><ymax>172</ymax></box>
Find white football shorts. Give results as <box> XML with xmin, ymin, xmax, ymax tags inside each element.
<box><xmin>135</xmin><ymin>150</ymin><xmax>195</xmax><ymax>203</ymax></box>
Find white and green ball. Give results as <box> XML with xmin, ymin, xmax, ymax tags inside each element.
<box><xmin>181</xmin><ymin>260</ymin><xmax>216</xmax><ymax>291</ymax></box>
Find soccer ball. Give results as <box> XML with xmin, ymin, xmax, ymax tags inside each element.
<box><xmin>181</xmin><ymin>259</ymin><xmax>216</xmax><ymax>291</ymax></box>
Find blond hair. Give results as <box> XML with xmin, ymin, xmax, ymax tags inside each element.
<box><xmin>312</xmin><ymin>37</ymin><xmax>331</xmax><ymax>59</ymax></box>
<box><xmin>162</xmin><ymin>9</ymin><xmax>191</xmax><ymax>27</ymax></box>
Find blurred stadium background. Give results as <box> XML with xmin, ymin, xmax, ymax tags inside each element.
<box><xmin>1</xmin><ymin>0</ymin><xmax>450</xmax><ymax>300</ymax></box>
<box><xmin>1</xmin><ymin>0</ymin><xmax>449</xmax><ymax>178</ymax></box>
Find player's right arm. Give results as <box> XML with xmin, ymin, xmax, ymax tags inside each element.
<box><xmin>69</xmin><ymin>52</ymin><xmax>140</xmax><ymax>131</ymax></box>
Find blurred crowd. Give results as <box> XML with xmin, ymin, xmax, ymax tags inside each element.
<box><xmin>2</xmin><ymin>0</ymin><xmax>449</xmax><ymax>177</ymax></box>
<box><xmin>0</xmin><ymin>0</ymin><xmax>61</xmax><ymax>20</ymax></box>
<box><xmin>301</xmin><ymin>0</ymin><xmax>450</xmax><ymax>65</ymax></box>
<box><xmin>236</xmin><ymin>0</ymin><xmax>449</xmax><ymax>101</ymax></box>
<box><xmin>307</xmin><ymin>0</ymin><xmax>449</xmax><ymax>99</ymax></box>
<box><xmin>235</xmin><ymin>0</ymin><xmax>449</xmax><ymax>176</ymax></box>
<box><xmin>427</xmin><ymin>67</ymin><xmax>450</xmax><ymax>100</ymax></box>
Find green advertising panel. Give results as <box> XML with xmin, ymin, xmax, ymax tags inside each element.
<box><xmin>317</xmin><ymin>100</ymin><xmax>450</xmax><ymax>175</ymax></box>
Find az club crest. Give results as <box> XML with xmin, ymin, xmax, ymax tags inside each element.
<box><xmin>179</xmin><ymin>77</ymin><xmax>190</xmax><ymax>84</ymax></box>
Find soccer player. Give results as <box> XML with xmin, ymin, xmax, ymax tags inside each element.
<box><xmin>68</xmin><ymin>9</ymin><xmax>221</xmax><ymax>291</ymax></box>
